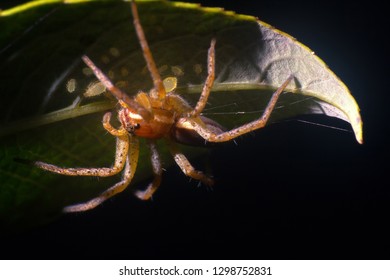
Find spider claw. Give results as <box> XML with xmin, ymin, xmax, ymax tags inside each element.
<box><xmin>196</xmin><ymin>175</ymin><xmax>214</xmax><ymax>188</ymax></box>
<box><xmin>62</xmin><ymin>204</ymin><xmax>89</xmax><ymax>213</ymax></box>
<box><xmin>203</xmin><ymin>175</ymin><xmax>214</xmax><ymax>187</ymax></box>
<box><xmin>134</xmin><ymin>189</ymin><xmax>151</xmax><ymax>201</ymax></box>
<box><xmin>205</xmin><ymin>185</ymin><xmax>213</xmax><ymax>192</ymax></box>
<box><xmin>62</xmin><ymin>205</ymin><xmax>79</xmax><ymax>213</ymax></box>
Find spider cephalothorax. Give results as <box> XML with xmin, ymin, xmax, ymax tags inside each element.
<box><xmin>116</xmin><ymin>88</ymin><xmax>226</xmax><ymax>144</ymax></box>
<box><xmin>118</xmin><ymin>98</ymin><xmax>174</xmax><ymax>138</ymax></box>
<box><xmin>32</xmin><ymin>1</ymin><xmax>293</xmax><ymax>212</ymax></box>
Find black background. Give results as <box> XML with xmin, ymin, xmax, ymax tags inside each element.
<box><xmin>1</xmin><ymin>0</ymin><xmax>388</xmax><ymax>259</ymax></box>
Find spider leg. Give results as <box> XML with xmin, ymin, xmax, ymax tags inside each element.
<box><xmin>167</xmin><ymin>140</ymin><xmax>214</xmax><ymax>186</ymax></box>
<box><xmin>187</xmin><ymin>38</ymin><xmax>216</xmax><ymax>118</ymax></box>
<box><xmin>81</xmin><ymin>55</ymin><xmax>152</xmax><ymax>121</ymax></box>
<box><xmin>63</xmin><ymin>136</ymin><xmax>140</xmax><ymax>212</ymax></box>
<box><xmin>34</xmin><ymin>113</ymin><xmax>130</xmax><ymax>176</ymax></box>
<box><xmin>185</xmin><ymin>75</ymin><xmax>294</xmax><ymax>142</ymax></box>
<box><xmin>102</xmin><ymin>112</ymin><xmax>127</xmax><ymax>137</ymax></box>
<box><xmin>134</xmin><ymin>140</ymin><xmax>162</xmax><ymax>200</ymax></box>
<box><xmin>130</xmin><ymin>0</ymin><xmax>166</xmax><ymax>100</ymax></box>
<box><xmin>34</xmin><ymin>136</ymin><xmax>128</xmax><ymax>177</ymax></box>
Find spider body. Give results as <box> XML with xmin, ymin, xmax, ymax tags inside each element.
<box><xmin>118</xmin><ymin>99</ymin><xmax>174</xmax><ymax>139</ymax></box>
<box><xmin>117</xmin><ymin>89</ymin><xmax>225</xmax><ymax>144</ymax></box>
<box><xmin>31</xmin><ymin>1</ymin><xmax>293</xmax><ymax>212</ymax></box>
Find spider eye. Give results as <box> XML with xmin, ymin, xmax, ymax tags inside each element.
<box><xmin>129</xmin><ymin>123</ymin><xmax>140</xmax><ymax>133</ymax></box>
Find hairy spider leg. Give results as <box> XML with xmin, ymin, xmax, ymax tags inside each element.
<box><xmin>168</xmin><ymin>141</ymin><xmax>214</xmax><ymax>186</ymax></box>
<box><xmin>63</xmin><ymin>136</ymin><xmax>140</xmax><ymax>212</ymax></box>
<box><xmin>33</xmin><ymin>112</ymin><xmax>129</xmax><ymax>177</ymax></box>
<box><xmin>184</xmin><ymin>75</ymin><xmax>294</xmax><ymax>142</ymax></box>
<box><xmin>102</xmin><ymin>112</ymin><xmax>128</xmax><ymax>137</ymax></box>
<box><xmin>131</xmin><ymin>0</ymin><xmax>166</xmax><ymax>100</ymax></box>
<box><xmin>134</xmin><ymin>140</ymin><xmax>162</xmax><ymax>200</ymax></box>
<box><xmin>82</xmin><ymin>55</ymin><xmax>152</xmax><ymax>121</ymax></box>
<box><xmin>187</xmin><ymin>38</ymin><xmax>216</xmax><ymax>118</ymax></box>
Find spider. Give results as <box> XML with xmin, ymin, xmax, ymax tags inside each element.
<box><xmin>31</xmin><ymin>1</ymin><xmax>293</xmax><ymax>212</ymax></box>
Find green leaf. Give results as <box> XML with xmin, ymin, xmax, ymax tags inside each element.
<box><xmin>0</xmin><ymin>0</ymin><xmax>362</xmax><ymax>232</ymax></box>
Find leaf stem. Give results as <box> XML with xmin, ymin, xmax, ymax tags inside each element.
<box><xmin>0</xmin><ymin>100</ymin><xmax>115</xmax><ymax>137</ymax></box>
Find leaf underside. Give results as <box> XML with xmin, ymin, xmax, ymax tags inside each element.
<box><xmin>0</xmin><ymin>0</ymin><xmax>362</xmax><ymax>232</ymax></box>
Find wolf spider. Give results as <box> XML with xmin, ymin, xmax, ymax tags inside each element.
<box><xmin>32</xmin><ymin>1</ymin><xmax>293</xmax><ymax>212</ymax></box>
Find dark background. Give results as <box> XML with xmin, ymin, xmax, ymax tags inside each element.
<box><xmin>1</xmin><ymin>0</ymin><xmax>388</xmax><ymax>259</ymax></box>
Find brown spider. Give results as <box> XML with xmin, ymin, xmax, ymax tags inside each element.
<box><xmin>32</xmin><ymin>1</ymin><xmax>293</xmax><ymax>212</ymax></box>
